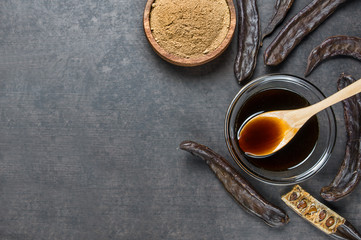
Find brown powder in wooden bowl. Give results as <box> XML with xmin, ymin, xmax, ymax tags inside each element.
<box><xmin>150</xmin><ymin>0</ymin><xmax>231</xmax><ymax>59</ymax></box>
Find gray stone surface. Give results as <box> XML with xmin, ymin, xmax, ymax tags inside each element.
<box><xmin>0</xmin><ymin>0</ymin><xmax>360</xmax><ymax>239</ymax></box>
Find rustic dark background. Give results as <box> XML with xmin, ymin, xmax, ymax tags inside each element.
<box><xmin>0</xmin><ymin>0</ymin><xmax>360</xmax><ymax>239</ymax></box>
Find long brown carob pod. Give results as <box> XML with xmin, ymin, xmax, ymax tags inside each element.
<box><xmin>264</xmin><ymin>0</ymin><xmax>349</xmax><ymax>66</ymax></box>
<box><xmin>179</xmin><ymin>140</ymin><xmax>289</xmax><ymax>227</ymax></box>
<box><xmin>320</xmin><ymin>74</ymin><xmax>361</xmax><ymax>201</ymax></box>
<box><xmin>283</xmin><ymin>185</ymin><xmax>361</xmax><ymax>240</ymax></box>
<box><xmin>305</xmin><ymin>36</ymin><xmax>361</xmax><ymax>76</ymax></box>
<box><xmin>234</xmin><ymin>0</ymin><xmax>260</xmax><ymax>84</ymax></box>
<box><xmin>262</xmin><ymin>0</ymin><xmax>294</xmax><ymax>41</ymax></box>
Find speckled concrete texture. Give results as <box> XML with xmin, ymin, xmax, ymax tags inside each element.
<box><xmin>0</xmin><ymin>0</ymin><xmax>360</xmax><ymax>239</ymax></box>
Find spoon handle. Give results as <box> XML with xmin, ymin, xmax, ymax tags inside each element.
<box><xmin>284</xmin><ymin>78</ymin><xmax>361</xmax><ymax>129</ymax></box>
<box><xmin>305</xmin><ymin>77</ymin><xmax>361</xmax><ymax>117</ymax></box>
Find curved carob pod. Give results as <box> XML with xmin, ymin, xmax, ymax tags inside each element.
<box><xmin>179</xmin><ymin>140</ymin><xmax>289</xmax><ymax>227</ymax></box>
<box><xmin>234</xmin><ymin>0</ymin><xmax>260</xmax><ymax>84</ymax></box>
<box><xmin>261</xmin><ymin>0</ymin><xmax>294</xmax><ymax>41</ymax></box>
<box><xmin>320</xmin><ymin>74</ymin><xmax>361</xmax><ymax>202</ymax></box>
<box><xmin>264</xmin><ymin>0</ymin><xmax>349</xmax><ymax>66</ymax></box>
<box><xmin>305</xmin><ymin>36</ymin><xmax>361</xmax><ymax>76</ymax></box>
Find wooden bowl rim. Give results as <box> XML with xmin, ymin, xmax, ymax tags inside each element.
<box><xmin>143</xmin><ymin>0</ymin><xmax>236</xmax><ymax>67</ymax></box>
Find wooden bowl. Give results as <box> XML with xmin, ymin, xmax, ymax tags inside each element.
<box><xmin>143</xmin><ymin>0</ymin><xmax>236</xmax><ymax>67</ymax></box>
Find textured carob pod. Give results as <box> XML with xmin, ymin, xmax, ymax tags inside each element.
<box><xmin>262</xmin><ymin>0</ymin><xmax>294</xmax><ymax>41</ymax></box>
<box><xmin>305</xmin><ymin>36</ymin><xmax>361</xmax><ymax>76</ymax></box>
<box><xmin>264</xmin><ymin>0</ymin><xmax>349</xmax><ymax>66</ymax></box>
<box><xmin>234</xmin><ymin>0</ymin><xmax>260</xmax><ymax>84</ymax></box>
<box><xmin>320</xmin><ymin>74</ymin><xmax>361</xmax><ymax>202</ymax></box>
<box><xmin>180</xmin><ymin>140</ymin><xmax>289</xmax><ymax>227</ymax></box>
<box><xmin>283</xmin><ymin>185</ymin><xmax>361</xmax><ymax>240</ymax></box>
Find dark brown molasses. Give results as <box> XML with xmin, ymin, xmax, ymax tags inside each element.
<box><xmin>235</xmin><ymin>89</ymin><xmax>319</xmax><ymax>171</ymax></box>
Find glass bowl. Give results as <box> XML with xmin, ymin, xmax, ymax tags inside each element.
<box><xmin>224</xmin><ymin>74</ymin><xmax>336</xmax><ymax>185</ymax></box>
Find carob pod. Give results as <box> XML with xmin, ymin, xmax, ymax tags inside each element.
<box><xmin>282</xmin><ymin>185</ymin><xmax>361</xmax><ymax>240</ymax></box>
<box><xmin>261</xmin><ymin>0</ymin><xmax>294</xmax><ymax>41</ymax></box>
<box><xmin>337</xmin><ymin>222</ymin><xmax>361</xmax><ymax>240</ymax></box>
<box><xmin>305</xmin><ymin>36</ymin><xmax>361</xmax><ymax>76</ymax></box>
<box><xmin>234</xmin><ymin>0</ymin><xmax>260</xmax><ymax>84</ymax></box>
<box><xmin>179</xmin><ymin>140</ymin><xmax>289</xmax><ymax>227</ymax></box>
<box><xmin>320</xmin><ymin>74</ymin><xmax>361</xmax><ymax>201</ymax></box>
<box><xmin>264</xmin><ymin>0</ymin><xmax>349</xmax><ymax>66</ymax></box>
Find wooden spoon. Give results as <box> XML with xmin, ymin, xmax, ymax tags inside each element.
<box><xmin>239</xmin><ymin>78</ymin><xmax>361</xmax><ymax>157</ymax></box>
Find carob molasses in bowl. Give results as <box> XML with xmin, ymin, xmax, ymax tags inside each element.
<box><xmin>225</xmin><ymin>74</ymin><xmax>336</xmax><ymax>185</ymax></box>
<box><xmin>143</xmin><ymin>0</ymin><xmax>236</xmax><ymax>67</ymax></box>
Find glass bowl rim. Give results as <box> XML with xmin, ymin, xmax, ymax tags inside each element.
<box><xmin>224</xmin><ymin>73</ymin><xmax>337</xmax><ymax>185</ymax></box>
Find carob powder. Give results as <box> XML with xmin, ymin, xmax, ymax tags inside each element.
<box><xmin>150</xmin><ymin>0</ymin><xmax>230</xmax><ymax>59</ymax></box>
